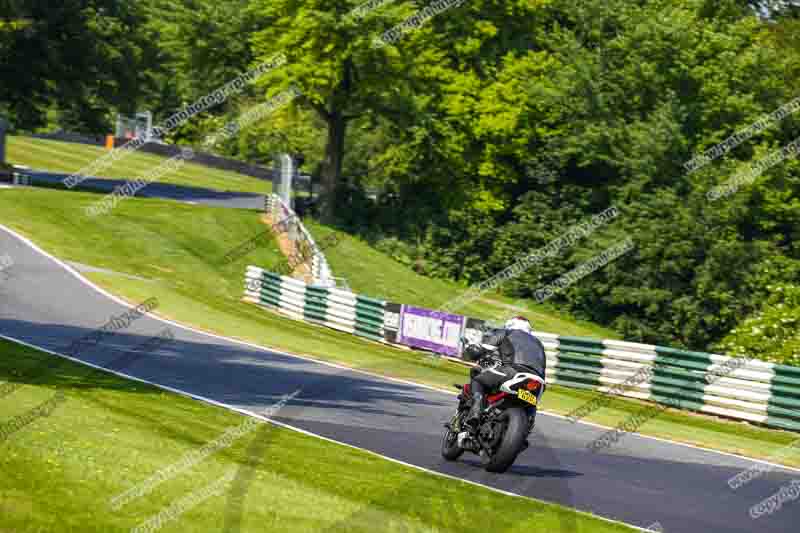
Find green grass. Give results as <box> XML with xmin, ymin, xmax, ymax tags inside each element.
<box><xmin>1</xmin><ymin>188</ymin><xmax>799</xmax><ymax>469</ymax></box>
<box><xmin>7</xmin><ymin>135</ymin><xmax>271</xmax><ymax>194</ymax></box>
<box><xmin>305</xmin><ymin>220</ymin><xmax>620</xmax><ymax>338</ymax></box>
<box><xmin>0</xmin><ymin>339</ymin><xmax>633</xmax><ymax>532</ymax></box>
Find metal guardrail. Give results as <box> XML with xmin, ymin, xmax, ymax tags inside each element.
<box><xmin>264</xmin><ymin>193</ymin><xmax>338</xmax><ymax>288</ymax></box>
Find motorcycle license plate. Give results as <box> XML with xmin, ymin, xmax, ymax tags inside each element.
<box><xmin>517</xmin><ymin>389</ymin><xmax>538</xmax><ymax>405</ymax></box>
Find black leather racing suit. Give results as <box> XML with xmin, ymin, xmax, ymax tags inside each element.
<box><xmin>465</xmin><ymin>328</ymin><xmax>547</xmax><ymax>427</ymax></box>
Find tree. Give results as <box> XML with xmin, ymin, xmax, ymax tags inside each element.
<box><xmin>247</xmin><ymin>0</ymin><xmax>422</xmax><ymax>221</ymax></box>
<box><xmin>145</xmin><ymin>0</ymin><xmax>255</xmax><ymax>103</ymax></box>
<box><xmin>747</xmin><ymin>0</ymin><xmax>800</xmax><ymax>18</ymax></box>
<box><xmin>0</xmin><ymin>1</ymin><xmax>162</xmax><ymax>132</ymax></box>
<box><xmin>388</xmin><ymin>0</ymin><xmax>800</xmax><ymax>351</ymax></box>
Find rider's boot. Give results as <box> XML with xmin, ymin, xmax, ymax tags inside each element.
<box><xmin>465</xmin><ymin>391</ymin><xmax>485</xmax><ymax>431</ymax></box>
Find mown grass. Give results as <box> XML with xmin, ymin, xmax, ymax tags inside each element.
<box><xmin>7</xmin><ymin>135</ymin><xmax>271</xmax><ymax>194</ymax></box>
<box><xmin>305</xmin><ymin>220</ymin><xmax>620</xmax><ymax>338</ymax></box>
<box><xmin>0</xmin><ymin>339</ymin><xmax>635</xmax><ymax>532</ymax></box>
<box><xmin>1</xmin><ymin>187</ymin><xmax>799</xmax><ymax>468</ymax></box>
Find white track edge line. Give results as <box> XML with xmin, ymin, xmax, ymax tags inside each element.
<box><xmin>2</xmin><ymin>222</ymin><xmax>800</xmax><ymax>476</ymax></box>
<box><xmin>0</xmin><ymin>332</ymin><xmax>649</xmax><ymax>532</ymax></box>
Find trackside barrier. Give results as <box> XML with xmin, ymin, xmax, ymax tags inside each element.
<box><xmin>243</xmin><ymin>268</ymin><xmax>800</xmax><ymax>433</ymax></box>
<box><xmin>244</xmin><ymin>266</ymin><xmax>385</xmax><ymax>342</ymax></box>
<box><xmin>264</xmin><ymin>193</ymin><xmax>335</xmax><ymax>287</ymax></box>
<box><xmin>12</xmin><ymin>173</ymin><xmax>31</xmax><ymax>186</ymax></box>
<box><xmin>541</xmin><ymin>334</ymin><xmax>800</xmax><ymax>432</ymax></box>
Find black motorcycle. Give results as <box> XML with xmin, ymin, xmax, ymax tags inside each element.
<box><xmin>441</xmin><ymin>347</ymin><xmax>545</xmax><ymax>473</ymax></box>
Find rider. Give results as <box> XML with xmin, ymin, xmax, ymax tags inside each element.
<box><xmin>463</xmin><ymin>316</ymin><xmax>547</xmax><ymax>430</ymax></box>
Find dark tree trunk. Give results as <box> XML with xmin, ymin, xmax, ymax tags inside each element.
<box><xmin>320</xmin><ymin>112</ymin><xmax>347</xmax><ymax>223</ymax></box>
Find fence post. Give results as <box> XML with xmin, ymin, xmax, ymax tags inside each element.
<box><xmin>311</xmin><ymin>251</ymin><xmax>321</xmax><ymax>281</ymax></box>
<box><xmin>0</xmin><ymin>117</ymin><xmax>8</xmax><ymax>167</ymax></box>
<box><xmin>273</xmin><ymin>153</ymin><xmax>295</xmax><ymax>210</ymax></box>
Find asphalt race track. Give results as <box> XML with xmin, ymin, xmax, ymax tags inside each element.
<box><xmin>16</xmin><ymin>169</ymin><xmax>265</xmax><ymax>210</ymax></box>
<box><xmin>1</xmin><ymin>224</ymin><xmax>798</xmax><ymax>533</ymax></box>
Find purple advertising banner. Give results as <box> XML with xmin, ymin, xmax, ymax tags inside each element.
<box><xmin>397</xmin><ymin>305</ymin><xmax>465</xmax><ymax>357</ymax></box>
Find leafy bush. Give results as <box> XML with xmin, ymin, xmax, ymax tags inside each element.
<box><xmin>373</xmin><ymin>236</ymin><xmax>416</xmax><ymax>268</ymax></box>
<box><xmin>716</xmin><ymin>284</ymin><xmax>800</xmax><ymax>366</ymax></box>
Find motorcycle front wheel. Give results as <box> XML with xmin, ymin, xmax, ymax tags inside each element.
<box><xmin>441</xmin><ymin>412</ymin><xmax>465</xmax><ymax>461</ymax></box>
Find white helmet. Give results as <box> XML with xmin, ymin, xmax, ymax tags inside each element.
<box><xmin>504</xmin><ymin>316</ymin><xmax>532</xmax><ymax>334</ymax></box>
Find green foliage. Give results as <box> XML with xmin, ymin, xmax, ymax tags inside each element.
<box><xmin>3</xmin><ymin>0</ymin><xmax>800</xmax><ymax>361</ymax></box>
<box><xmin>717</xmin><ymin>283</ymin><xmax>800</xmax><ymax>365</ymax></box>
<box><xmin>245</xmin><ymin>0</ymin><xmax>425</xmax><ymax>218</ymax></box>
<box><xmin>383</xmin><ymin>0</ymin><xmax>800</xmax><ymax>356</ymax></box>
<box><xmin>146</xmin><ymin>0</ymin><xmax>254</xmax><ymax>100</ymax></box>
<box><xmin>1</xmin><ymin>1</ymin><xmax>163</xmax><ymax>132</ymax></box>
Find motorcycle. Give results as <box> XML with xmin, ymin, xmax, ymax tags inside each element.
<box><xmin>441</xmin><ymin>343</ymin><xmax>545</xmax><ymax>473</ymax></box>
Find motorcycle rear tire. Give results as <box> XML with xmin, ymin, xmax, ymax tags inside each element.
<box><xmin>484</xmin><ymin>407</ymin><xmax>528</xmax><ymax>473</ymax></box>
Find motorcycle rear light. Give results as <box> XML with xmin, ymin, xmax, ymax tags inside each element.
<box><xmin>526</xmin><ymin>381</ymin><xmax>540</xmax><ymax>391</ymax></box>
<box><xmin>487</xmin><ymin>392</ymin><xmax>508</xmax><ymax>404</ymax></box>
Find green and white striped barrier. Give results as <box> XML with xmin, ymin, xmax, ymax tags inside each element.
<box><xmin>244</xmin><ymin>266</ymin><xmax>385</xmax><ymax>342</ymax></box>
<box><xmin>541</xmin><ymin>333</ymin><xmax>800</xmax><ymax>432</ymax></box>
<box><xmin>243</xmin><ymin>264</ymin><xmax>800</xmax><ymax>432</ymax></box>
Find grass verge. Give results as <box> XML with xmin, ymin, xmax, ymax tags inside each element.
<box><xmin>1</xmin><ymin>188</ymin><xmax>799</xmax><ymax>469</ymax></box>
<box><xmin>0</xmin><ymin>338</ymin><xmax>633</xmax><ymax>532</ymax></box>
<box><xmin>303</xmin><ymin>220</ymin><xmax>619</xmax><ymax>338</ymax></box>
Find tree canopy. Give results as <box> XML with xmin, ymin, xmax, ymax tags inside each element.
<box><xmin>3</xmin><ymin>0</ymin><xmax>799</xmax><ymax>362</ymax></box>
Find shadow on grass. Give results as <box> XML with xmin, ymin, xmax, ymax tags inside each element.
<box><xmin>0</xmin><ymin>322</ymin><xmax>578</xmax><ymax>532</ymax></box>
